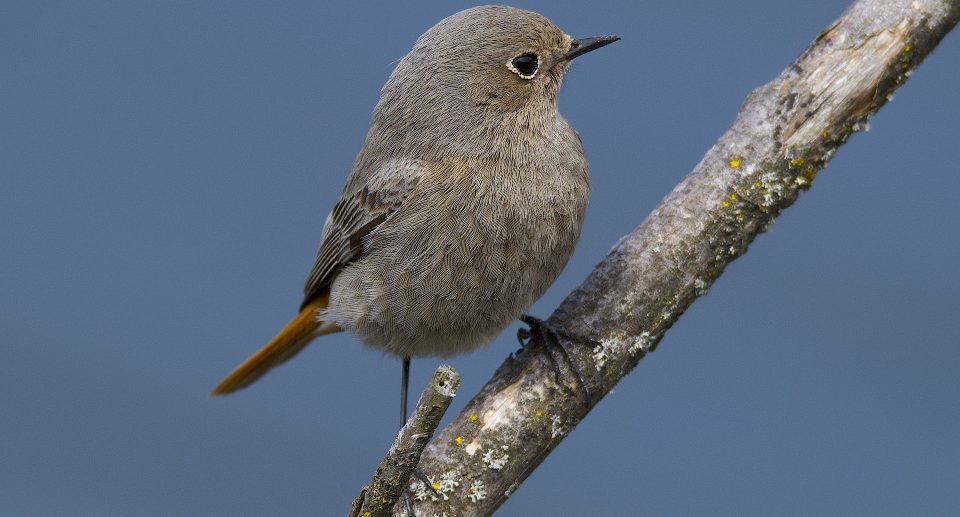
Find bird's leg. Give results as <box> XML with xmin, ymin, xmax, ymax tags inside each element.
<box><xmin>398</xmin><ymin>357</ymin><xmax>417</xmax><ymax>517</ymax></box>
<box><xmin>518</xmin><ymin>314</ymin><xmax>590</xmax><ymax>408</ymax></box>
<box><xmin>400</xmin><ymin>356</ymin><xmax>411</xmax><ymax>427</ymax></box>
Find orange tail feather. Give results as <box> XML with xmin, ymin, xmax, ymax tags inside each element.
<box><xmin>211</xmin><ymin>295</ymin><xmax>341</xmax><ymax>396</ymax></box>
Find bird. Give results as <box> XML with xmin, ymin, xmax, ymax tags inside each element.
<box><xmin>211</xmin><ymin>5</ymin><xmax>619</xmax><ymax>423</ymax></box>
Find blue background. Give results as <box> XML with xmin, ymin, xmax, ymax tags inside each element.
<box><xmin>2</xmin><ymin>1</ymin><xmax>958</xmax><ymax>515</ymax></box>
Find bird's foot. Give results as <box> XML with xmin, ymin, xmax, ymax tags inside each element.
<box><xmin>518</xmin><ymin>314</ymin><xmax>590</xmax><ymax>408</ymax></box>
<box><xmin>413</xmin><ymin>468</ymin><xmax>435</xmax><ymax>495</ymax></box>
<box><xmin>400</xmin><ymin>467</ymin><xmax>445</xmax><ymax>516</ymax></box>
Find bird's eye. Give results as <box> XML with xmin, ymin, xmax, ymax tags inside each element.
<box><xmin>508</xmin><ymin>53</ymin><xmax>539</xmax><ymax>79</ymax></box>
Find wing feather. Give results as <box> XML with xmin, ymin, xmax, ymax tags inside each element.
<box><xmin>300</xmin><ymin>159</ymin><xmax>426</xmax><ymax>309</ymax></box>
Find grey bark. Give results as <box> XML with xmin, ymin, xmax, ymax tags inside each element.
<box><xmin>380</xmin><ymin>0</ymin><xmax>960</xmax><ymax>515</ymax></box>
<box><xmin>352</xmin><ymin>365</ymin><xmax>460</xmax><ymax>517</ymax></box>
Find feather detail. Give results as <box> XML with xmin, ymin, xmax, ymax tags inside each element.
<box><xmin>211</xmin><ymin>293</ymin><xmax>341</xmax><ymax>396</ymax></box>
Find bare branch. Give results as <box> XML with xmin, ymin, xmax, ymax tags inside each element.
<box><xmin>389</xmin><ymin>0</ymin><xmax>960</xmax><ymax>514</ymax></box>
<box><xmin>353</xmin><ymin>365</ymin><xmax>460</xmax><ymax>517</ymax></box>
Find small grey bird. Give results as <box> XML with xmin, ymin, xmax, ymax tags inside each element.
<box><xmin>212</xmin><ymin>5</ymin><xmax>618</xmax><ymax>417</ymax></box>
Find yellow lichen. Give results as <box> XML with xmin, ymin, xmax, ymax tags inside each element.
<box><xmin>797</xmin><ymin>166</ymin><xmax>818</xmax><ymax>190</ymax></box>
<box><xmin>729</xmin><ymin>157</ymin><xmax>742</xmax><ymax>168</ymax></box>
<box><xmin>469</xmin><ymin>414</ymin><xmax>478</xmax><ymax>422</ymax></box>
<box><xmin>790</xmin><ymin>157</ymin><xmax>805</xmax><ymax>167</ymax></box>
<box><xmin>455</xmin><ymin>436</ymin><xmax>463</xmax><ymax>445</ymax></box>
<box><xmin>896</xmin><ymin>42</ymin><xmax>915</xmax><ymax>77</ymax></box>
<box><xmin>722</xmin><ymin>200</ymin><xmax>730</xmax><ymax>207</ymax></box>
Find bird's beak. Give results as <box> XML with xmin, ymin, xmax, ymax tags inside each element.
<box><xmin>564</xmin><ymin>35</ymin><xmax>620</xmax><ymax>61</ymax></box>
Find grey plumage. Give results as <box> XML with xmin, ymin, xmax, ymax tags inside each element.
<box><xmin>213</xmin><ymin>5</ymin><xmax>617</xmax><ymax>395</ymax></box>
<box><xmin>315</xmin><ymin>5</ymin><xmax>590</xmax><ymax>357</ymax></box>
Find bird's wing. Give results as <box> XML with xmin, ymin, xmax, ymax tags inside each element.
<box><xmin>301</xmin><ymin>158</ymin><xmax>427</xmax><ymax>309</ymax></box>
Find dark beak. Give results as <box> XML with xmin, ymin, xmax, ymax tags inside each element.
<box><xmin>564</xmin><ymin>35</ymin><xmax>621</xmax><ymax>61</ymax></box>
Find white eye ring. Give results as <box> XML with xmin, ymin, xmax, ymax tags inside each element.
<box><xmin>507</xmin><ymin>52</ymin><xmax>539</xmax><ymax>80</ymax></box>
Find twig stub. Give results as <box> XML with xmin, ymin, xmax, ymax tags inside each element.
<box><xmin>354</xmin><ymin>364</ymin><xmax>461</xmax><ymax>517</ymax></box>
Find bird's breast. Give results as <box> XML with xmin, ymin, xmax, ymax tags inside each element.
<box><xmin>329</xmin><ymin>148</ymin><xmax>590</xmax><ymax>358</ymax></box>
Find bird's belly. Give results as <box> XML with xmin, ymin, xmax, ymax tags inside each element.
<box><xmin>327</xmin><ymin>197</ymin><xmax>582</xmax><ymax>358</ymax></box>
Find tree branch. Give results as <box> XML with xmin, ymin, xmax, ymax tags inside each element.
<box><xmin>388</xmin><ymin>0</ymin><xmax>959</xmax><ymax>514</ymax></box>
<box><xmin>351</xmin><ymin>365</ymin><xmax>460</xmax><ymax>517</ymax></box>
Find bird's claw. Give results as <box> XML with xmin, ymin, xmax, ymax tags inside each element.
<box><xmin>519</xmin><ymin>314</ymin><xmax>590</xmax><ymax>408</ymax></box>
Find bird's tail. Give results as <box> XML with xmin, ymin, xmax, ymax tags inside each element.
<box><xmin>210</xmin><ymin>294</ymin><xmax>341</xmax><ymax>396</ymax></box>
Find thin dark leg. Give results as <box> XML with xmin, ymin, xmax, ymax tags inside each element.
<box><xmin>395</xmin><ymin>357</ymin><xmax>418</xmax><ymax>515</ymax></box>
<box><xmin>400</xmin><ymin>356</ymin><xmax>411</xmax><ymax>427</ymax></box>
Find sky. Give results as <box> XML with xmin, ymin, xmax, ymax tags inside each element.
<box><xmin>2</xmin><ymin>1</ymin><xmax>958</xmax><ymax>515</ymax></box>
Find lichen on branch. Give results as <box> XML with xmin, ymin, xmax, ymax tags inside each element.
<box><xmin>377</xmin><ymin>1</ymin><xmax>959</xmax><ymax>515</ymax></box>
